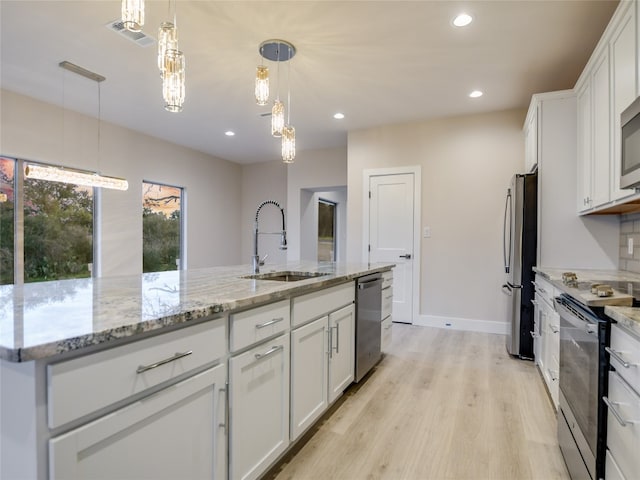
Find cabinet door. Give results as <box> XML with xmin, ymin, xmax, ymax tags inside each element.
<box><xmin>524</xmin><ymin>107</ymin><xmax>538</xmax><ymax>173</ymax></box>
<box><xmin>592</xmin><ymin>49</ymin><xmax>612</xmax><ymax>208</ymax></box>
<box><xmin>290</xmin><ymin>316</ymin><xmax>329</xmax><ymax>441</ymax></box>
<box><xmin>577</xmin><ymin>81</ymin><xmax>593</xmax><ymax>212</ymax></box>
<box><xmin>532</xmin><ymin>296</ymin><xmax>542</xmax><ymax>365</ymax></box>
<box><xmin>612</xmin><ymin>4</ymin><xmax>638</xmax><ymax>201</ymax></box>
<box><xmin>229</xmin><ymin>334</ymin><xmax>290</xmax><ymax>480</ymax></box>
<box><xmin>49</xmin><ymin>363</ymin><xmax>227</xmax><ymax>480</ymax></box>
<box><xmin>328</xmin><ymin>304</ymin><xmax>355</xmax><ymax>404</ymax></box>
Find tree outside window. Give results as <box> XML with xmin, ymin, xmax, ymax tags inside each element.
<box><xmin>143</xmin><ymin>181</ymin><xmax>183</xmax><ymax>273</ymax></box>
<box><xmin>0</xmin><ymin>157</ymin><xmax>15</xmax><ymax>285</ymax></box>
<box><xmin>0</xmin><ymin>157</ymin><xmax>95</xmax><ymax>284</ymax></box>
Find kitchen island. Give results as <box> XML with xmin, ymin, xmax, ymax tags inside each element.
<box><xmin>0</xmin><ymin>261</ymin><xmax>393</xmax><ymax>480</ymax></box>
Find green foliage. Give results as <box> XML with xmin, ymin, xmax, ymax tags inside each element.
<box><xmin>23</xmin><ymin>179</ymin><xmax>93</xmax><ymax>282</ymax></box>
<box><xmin>0</xmin><ymin>199</ymin><xmax>14</xmax><ymax>285</ymax></box>
<box><xmin>143</xmin><ymin>207</ymin><xmax>180</xmax><ymax>273</ymax></box>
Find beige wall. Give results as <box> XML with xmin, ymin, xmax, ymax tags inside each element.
<box><xmin>348</xmin><ymin>109</ymin><xmax>527</xmax><ymax>328</ymax></box>
<box><xmin>240</xmin><ymin>161</ymin><xmax>288</xmax><ymax>268</ymax></box>
<box><xmin>1</xmin><ymin>89</ymin><xmax>242</xmax><ymax>276</ymax></box>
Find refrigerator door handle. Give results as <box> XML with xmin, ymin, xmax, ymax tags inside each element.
<box><xmin>503</xmin><ymin>189</ymin><xmax>512</xmax><ymax>274</ymax></box>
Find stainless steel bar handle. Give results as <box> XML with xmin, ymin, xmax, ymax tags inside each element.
<box><xmin>333</xmin><ymin>324</ymin><xmax>340</xmax><ymax>354</ymax></box>
<box><xmin>503</xmin><ymin>190</ymin><xmax>512</xmax><ymax>274</ymax></box>
<box><xmin>606</xmin><ymin>347</ymin><xmax>632</xmax><ymax>368</ymax></box>
<box><xmin>255</xmin><ymin>317</ymin><xmax>284</xmax><ymax>329</ymax></box>
<box><xmin>327</xmin><ymin>328</ymin><xmax>332</xmax><ymax>359</ymax></box>
<box><xmin>603</xmin><ymin>396</ymin><xmax>629</xmax><ymax>427</ymax></box>
<box><xmin>136</xmin><ymin>351</ymin><xmax>193</xmax><ymax>374</ymax></box>
<box><xmin>254</xmin><ymin>345</ymin><xmax>283</xmax><ymax>360</ymax></box>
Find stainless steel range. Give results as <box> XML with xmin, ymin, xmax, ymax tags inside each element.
<box><xmin>554</xmin><ymin>278</ymin><xmax>638</xmax><ymax>480</ymax></box>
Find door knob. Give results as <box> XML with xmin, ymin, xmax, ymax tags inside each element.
<box><xmin>399</xmin><ymin>254</ymin><xmax>412</xmax><ymax>259</ymax></box>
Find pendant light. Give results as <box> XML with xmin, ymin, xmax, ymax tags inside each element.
<box><xmin>158</xmin><ymin>0</ymin><xmax>178</xmax><ymax>75</ymax></box>
<box><xmin>162</xmin><ymin>49</ymin><xmax>185</xmax><ymax>112</ymax></box>
<box><xmin>121</xmin><ymin>0</ymin><xmax>144</xmax><ymax>32</ymax></box>
<box><xmin>255</xmin><ymin>40</ymin><xmax>296</xmax><ymax>162</ymax></box>
<box><xmin>30</xmin><ymin>62</ymin><xmax>129</xmax><ymax>191</ymax></box>
<box><xmin>281</xmin><ymin>45</ymin><xmax>296</xmax><ymax>163</ymax></box>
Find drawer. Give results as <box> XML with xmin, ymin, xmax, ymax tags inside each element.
<box><xmin>605</xmin><ymin>370</ymin><xmax>640</xmax><ymax>480</ymax></box>
<box><xmin>382</xmin><ymin>270</ymin><xmax>393</xmax><ymax>290</ymax></box>
<box><xmin>48</xmin><ymin>317</ymin><xmax>226</xmax><ymax>429</ymax></box>
<box><xmin>534</xmin><ymin>276</ymin><xmax>556</xmax><ymax>306</ymax></box>
<box><xmin>382</xmin><ymin>286</ymin><xmax>393</xmax><ymax>319</ymax></box>
<box><xmin>381</xmin><ymin>316</ymin><xmax>392</xmax><ymax>351</ymax></box>
<box><xmin>609</xmin><ymin>324</ymin><xmax>640</xmax><ymax>391</ymax></box>
<box><xmin>606</xmin><ymin>449</ymin><xmax>628</xmax><ymax>480</ymax></box>
<box><xmin>292</xmin><ymin>282</ymin><xmax>354</xmax><ymax>328</ymax></box>
<box><xmin>230</xmin><ymin>299</ymin><xmax>290</xmax><ymax>352</ymax></box>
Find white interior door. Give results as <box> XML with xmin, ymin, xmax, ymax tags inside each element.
<box><xmin>369</xmin><ymin>173</ymin><xmax>415</xmax><ymax>324</ymax></box>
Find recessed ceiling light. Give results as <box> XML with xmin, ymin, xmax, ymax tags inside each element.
<box><xmin>225</xmin><ymin>131</ymin><xmax>235</xmax><ymax>136</ymax></box>
<box><xmin>453</xmin><ymin>13</ymin><xmax>473</xmax><ymax>27</ymax></box>
<box><xmin>333</xmin><ymin>113</ymin><xmax>345</xmax><ymax>119</ymax></box>
<box><xmin>469</xmin><ymin>90</ymin><xmax>483</xmax><ymax>98</ymax></box>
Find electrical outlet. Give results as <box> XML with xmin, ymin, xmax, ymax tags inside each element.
<box><xmin>629</xmin><ymin>237</ymin><xmax>634</xmax><ymax>255</ymax></box>
<box><xmin>423</xmin><ymin>226</ymin><xmax>431</xmax><ymax>238</ymax></box>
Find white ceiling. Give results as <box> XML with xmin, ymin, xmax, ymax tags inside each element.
<box><xmin>0</xmin><ymin>1</ymin><xmax>618</xmax><ymax>164</ymax></box>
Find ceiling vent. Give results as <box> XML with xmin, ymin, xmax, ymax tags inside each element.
<box><xmin>106</xmin><ymin>20</ymin><xmax>155</xmax><ymax>47</ymax></box>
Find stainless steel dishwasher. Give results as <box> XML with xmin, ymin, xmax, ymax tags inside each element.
<box><xmin>355</xmin><ymin>273</ymin><xmax>383</xmax><ymax>382</ymax></box>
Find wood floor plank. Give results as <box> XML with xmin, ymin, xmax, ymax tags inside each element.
<box><xmin>268</xmin><ymin>324</ymin><xmax>569</xmax><ymax>480</ymax></box>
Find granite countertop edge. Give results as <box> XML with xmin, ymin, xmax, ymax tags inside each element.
<box><xmin>2</xmin><ymin>263</ymin><xmax>393</xmax><ymax>363</ymax></box>
<box><xmin>534</xmin><ymin>266</ymin><xmax>640</xmax><ymax>336</ymax></box>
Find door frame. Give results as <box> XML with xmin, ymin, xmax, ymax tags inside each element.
<box><xmin>362</xmin><ymin>166</ymin><xmax>421</xmax><ymax>324</ymax></box>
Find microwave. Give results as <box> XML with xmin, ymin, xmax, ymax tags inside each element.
<box><xmin>621</xmin><ymin>95</ymin><xmax>640</xmax><ymax>189</ymax></box>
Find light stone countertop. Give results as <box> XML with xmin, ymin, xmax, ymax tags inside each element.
<box><xmin>0</xmin><ymin>262</ymin><xmax>393</xmax><ymax>362</ymax></box>
<box><xmin>604</xmin><ymin>306</ymin><xmax>640</xmax><ymax>338</ymax></box>
<box><xmin>534</xmin><ymin>266</ymin><xmax>640</xmax><ymax>335</ymax></box>
<box><xmin>533</xmin><ymin>267</ymin><xmax>638</xmax><ymax>306</ymax></box>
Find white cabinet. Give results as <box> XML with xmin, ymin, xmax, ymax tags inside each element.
<box><xmin>328</xmin><ymin>304</ymin><xmax>355</xmax><ymax>403</ymax></box>
<box><xmin>524</xmin><ymin>104</ymin><xmax>538</xmax><ymax>173</ymax></box>
<box><xmin>611</xmin><ymin>2</ymin><xmax>637</xmax><ymax>201</ymax></box>
<box><xmin>229</xmin><ymin>333</ymin><xmax>290</xmax><ymax>480</ymax></box>
<box><xmin>381</xmin><ymin>270</ymin><xmax>393</xmax><ymax>351</ymax></box>
<box><xmin>290</xmin><ymin>283</ymin><xmax>355</xmax><ymax>441</ymax></box>
<box><xmin>605</xmin><ymin>323</ymin><xmax>640</xmax><ymax>480</ymax></box>
<box><xmin>50</xmin><ymin>363</ymin><xmax>227</xmax><ymax>480</ymax></box>
<box><xmin>290</xmin><ymin>316</ymin><xmax>329</xmax><ymax>440</ymax></box>
<box><xmin>575</xmin><ymin>0</ymin><xmax>640</xmax><ymax>213</ymax></box>
<box><xmin>532</xmin><ymin>275</ymin><xmax>559</xmax><ymax>409</ymax></box>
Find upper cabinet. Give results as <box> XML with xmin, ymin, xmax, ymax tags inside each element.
<box><xmin>575</xmin><ymin>0</ymin><xmax>639</xmax><ymax>214</ymax></box>
<box><xmin>524</xmin><ymin>105</ymin><xmax>538</xmax><ymax>173</ymax></box>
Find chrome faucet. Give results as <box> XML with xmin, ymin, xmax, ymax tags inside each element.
<box><xmin>252</xmin><ymin>200</ymin><xmax>287</xmax><ymax>274</ymax></box>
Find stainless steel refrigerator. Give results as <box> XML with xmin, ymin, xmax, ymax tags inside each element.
<box><xmin>502</xmin><ymin>172</ymin><xmax>537</xmax><ymax>359</ymax></box>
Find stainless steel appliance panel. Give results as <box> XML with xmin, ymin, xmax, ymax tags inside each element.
<box><xmin>355</xmin><ymin>273</ymin><xmax>382</xmax><ymax>382</ymax></box>
<box><xmin>556</xmin><ymin>294</ymin><xmax>608</xmax><ymax>480</ymax></box>
<box><xmin>502</xmin><ymin>172</ymin><xmax>537</xmax><ymax>358</ymax></box>
<box><xmin>558</xmin><ymin>391</ymin><xmax>594</xmax><ymax>480</ymax></box>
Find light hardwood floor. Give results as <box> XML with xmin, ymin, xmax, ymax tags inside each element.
<box><xmin>269</xmin><ymin>324</ymin><xmax>570</xmax><ymax>480</ymax></box>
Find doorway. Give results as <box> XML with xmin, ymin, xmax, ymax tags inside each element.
<box><xmin>363</xmin><ymin>167</ymin><xmax>420</xmax><ymax>324</ymax></box>
<box><xmin>300</xmin><ymin>187</ymin><xmax>346</xmax><ymax>263</ymax></box>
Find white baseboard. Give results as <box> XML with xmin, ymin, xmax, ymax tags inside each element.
<box><xmin>414</xmin><ymin>314</ymin><xmax>508</xmax><ymax>335</ymax></box>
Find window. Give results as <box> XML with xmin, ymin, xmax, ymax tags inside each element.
<box><xmin>318</xmin><ymin>199</ymin><xmax>337</xmax><ymax>262</ymax></box>
<box><xmin>0</xmin><ymin>157</ymin><xmax>94</xmax><ymax>285</ymax></box>
<box><xmin>0</xmin><ymin>158</ymin><xmax>15</xmax><ymax>285</ymax></box>
<box><xmin>142</xmin><ymin>181</ymin><xmax>183</xmax><ymax>273</ymax></box>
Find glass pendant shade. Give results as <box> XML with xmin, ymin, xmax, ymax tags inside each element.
<box><xmin>281</xmin><ymin>125</ymin><xmax>296</xmax><ymax>163</ymax></box>
<box><xmin>255</xmin><ymin>65</ymin><xmax>269</xmax><ymax>106</ymax></box>
<box><xmin>158</xmin><ymin>22</ymin><xmax>178</xmax><ymax>74</ymax></box>
<box><xmin>163</xmin><ymin>50</ymin><xmax>185</xmax><ymax>113</ymax></box>
<box><xmin>271</xmin><ymin>100</ymin><xmax>285</xmax><ymax>137</ymax></box>
<box><xmin>122</xmin><ymin>0</ymin><xmax>144</xmax><ymax>32</ymax></box>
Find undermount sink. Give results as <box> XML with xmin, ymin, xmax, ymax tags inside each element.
<box><xmin>242</xmin><ymin>271</ymin><xmax>329</xmax><ymax>282</ymax></box>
